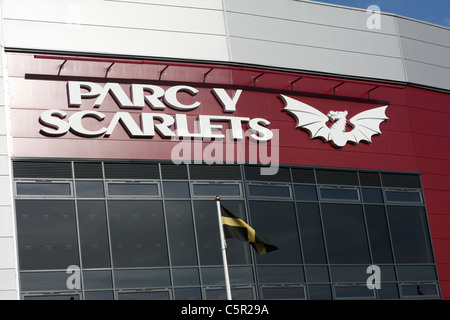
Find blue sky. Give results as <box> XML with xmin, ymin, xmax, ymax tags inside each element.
<box><xmin>309</xmin><ymin>0</ymin><xmax>450</xmax><ymax>27</ymax></box>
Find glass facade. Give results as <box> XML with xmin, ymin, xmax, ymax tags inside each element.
<box><xmin>13</xmin><ymin>160</ymin><xmax>440</xmax><ymax>300</ymax></box>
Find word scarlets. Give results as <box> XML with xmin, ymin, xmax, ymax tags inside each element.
<box><xmin>39</xmin><ymin>82</ymin><xmax>273</xmax><ymax>142</ymax></box>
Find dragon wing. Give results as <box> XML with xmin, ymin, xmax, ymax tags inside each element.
<box><xmin>280</xmin><ymin>95</ymin><xmax>331</xmax><ymax>141</ymax></box>
<box><xmin>346</xmin><ymin>106</ymin><xmax>388</xmax><ymax>144</ymax></box>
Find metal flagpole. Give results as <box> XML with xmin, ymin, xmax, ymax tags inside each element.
<box><xmin>215</xmin><ymin>195</ymin><xmax>232</xmax><ymax>300</ymax></box>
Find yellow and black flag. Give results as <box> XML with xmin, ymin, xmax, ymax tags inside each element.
<box><xmin>220</xmin><ymin>205</ymin><xmax>278</xmax><ymax>255</ymax></box>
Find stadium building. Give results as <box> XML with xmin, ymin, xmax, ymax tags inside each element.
<box><xmin>0</xmin><ymin>0</ymin><xmax>449</xmax><ymax>300</ymax></box>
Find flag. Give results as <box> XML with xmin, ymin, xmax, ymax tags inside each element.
<box><xmin>220</xmin><ymin>205</ymin><xmax>278</xmax><ymax>255</ymax></box>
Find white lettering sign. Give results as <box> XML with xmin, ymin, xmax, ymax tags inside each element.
<box><xmin>212</xmin><ymin>88</ymin><xmax>242</xmax><ymax>113</ymax></box>
<box><xmin>39</xmin><ymin>82</ymin><xmax>274</xmax><ymax>142</ymax></box>
<box><xmin>40</xmin><ymin>110</ymin><xmax>272</xmax><ymax>141</ymax></box>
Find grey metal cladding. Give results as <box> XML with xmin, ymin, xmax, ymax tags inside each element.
<box><xmin>224</xmin><ymin>0</ymin><xmax>450</xmax><ymax>91</ymax></box>
<box><xmin>396</xmin><ymin>17</ymin><xmax>450</xmax><ymax>90</ymax></box>
<box><xmin>402</xmin><ymin>59</ymin><xmax>450</xmax><ymax>91</ymax></box>
<box><xmin>396</xmin><ymin>17</ymin><xmax>450</xmax><ymax>47</ymax></box>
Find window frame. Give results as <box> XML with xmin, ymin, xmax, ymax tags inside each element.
<box><xmin>12</xmin><ymin>161</ymin><xmax>440</xmax><ymax>300</ymax></box>
<box><xmin>247</xmin><ymin>182</ymin><xmax>293</xmax><ymax>199</ymax></box>
<box><xmin>190</xmin><ymin>181</ymin><xmax>243</xmax><ymax>199</ymax></box>
<box><xmin>318</xmin><ymin>185</ymin><xmax>360</xmax><ymax>202</ymax></box>
<box><xmin>15</xmin><ymin>180</ymin><xmax>73</xmax><ymax>198</ymax></box>
<box><xmin>383</xmin><ymin>188</ymin><xmax>423</xmax><ymax>204</ymax></box>
<box><xmin>105</xmin><ymin>180</ymin><xmax>161</xmax><ymax>198</ymax></box>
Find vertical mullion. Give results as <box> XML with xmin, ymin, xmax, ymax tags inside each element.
<box><xmin>71</xmin><ymin>161</ymin><xmax>85</xmax><ymax>299</ymax></box>
<box><xmin>101</xmin><ymin>161</ymin><xmax>116</xmax><ymax>299</ymax></box>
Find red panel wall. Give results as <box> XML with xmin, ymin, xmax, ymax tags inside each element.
<box><xmin>405</xmin><ymin>87</ymin><xmax>450</xmax><ymax>299</ymax></box>
<box><xmin>7</xmin><ymin>53</ymin><xmax>450</xmax><ymax>299</ymax></box>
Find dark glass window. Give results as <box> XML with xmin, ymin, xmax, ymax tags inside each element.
<box><xmin>294</xmin><ymin>185</ymin><xmax>317</xmax><ymax>201</ymax></box>
<box><xmin>74</xmin><ymin>162</ymin><xmax>103</xmax><ymax>179</ymax></box>
<box><xmin>387</xmin><ymin>206</ymin><xmax>433</xmax><ymax>263</ymax></box>
<box><xmin>321</xmin><ymin>204</ymin><xmax>370</xmax><ymax>264</ymax></box>
<box><xmin>319</xmin><ymin>188</ymin><xmax>359</xmax><ymax>200</ymax></box>
<box><xmin>377</xmin><ymin>284</ymin><xmax>399</xmax><ymax>300</ymax></box>
<box><xmin>107</xmin><ymin>183</ymin><xmax>159</xmax><ymax>196</ymax></box>
<box><xmin>14</xmin><ymin>161</ymin><xmax>72</xmax><ymax>179</ymax></box>
<box><xmin>316</xmin><ymin>170</ymin><xmax>358</xmax><ymax>185</ymax></box>
<box><xmin>82</xmin><ymin>270</ymin><xmax>113</xmax><ymax>289</ymax></box>
<box><xmin>77</xmin><ymin>200</ymin><xmax>111</xmax><ymax>268</ymax></box>
<box><xmin>291</xmin><ymin>168</ymin><xmax>315</xmax><ymax>184</ymax></box>
<box><xmin>229</xmin><ymin>288</ymin><xmax>255</xmax><ymax>300</ymax></box>
<box><xmin>190</xmin><ymin>164</ymin><xmax>241</xmax><ymax>180</ymax></box>
<box><xmin>16</xmin><ymin>200</ymin><xmax>79</xmax><ymax>270</ymax></box>
<box><xmin>193</xmin><ymin>200</ymin><xmax>222</xmax><ymax>266</ymax></box>
<box><xmin>75</xmin><ymin>181</ymin><xmax>104</xmax><ymax>198</ymax></box>
<box><xmin>161</xmin><ymin>164</ymin><xmax>188</xmax><ymax>179</ymax></box>
<box><xmin>308</xmin><ymin>285</ymin><xmax>332</xmax><ymax>300</ymax></box>
<box><xmin>229</xmin><ymin>267</ymin><xmax>254</xmax><ymax>285</ymax></box>
<box><xmin>17</xmin><ymin>182</ymin><xmax>71</xmax><ymax>196</ymax></box>
<box><xmin>330</xmin><ymin>266</ymin><xmax>370</xmax><ymax>282</ymax></box>
<box><xmin>249</xmin><ymin>201</ymin><xmax>302</xmax><ymax>264</ymax></box>
<box><xmin>201</xmin><ymin>267</ymin><xmax>253</xmax><ymax>286</ymax></box>
<box><xmin>107</xmin><ymin>200</ymin><xmax>168</xmax><ymax>267</ymax></box>
<box><xmin>385</xmin><ymin>191</ymin><xmax>421</xmax><ymax>203</ymax></box>
<box><xmin>396</xmin><ymin>265</ymin><xmax>437</xmax><ymax>282</ymax></box>
<box><xmin>174</xmin><ymin>288</ymin><xmax>202</xmax><ymax>300</ymax></box>
<box><xmin>361</xmin><ymin>188</ymin><xmax>383</xmax><ymax>203</ymax></box>
<box><xmin>24</xmin><ymin>294</ymin><xmax>80</xmax><ymax>300</ymax></box>
<box><xmin>334</xmin><ymin>285</ymin><xmax>374</xmax><ymax>299</ymax></box>
<box><xmin>245</xmin><ymin>166</ymin><xmax>290</xmax><ymax>182</ymax></box>
<box><xmin>257</xmin><ymin>266</ymin><xmax>305</xmax><ymax>284</ymax></box>
<box><xmin>194</xmin><ymin>184</ymin><xmax>237</xmax><ymax>197</ymax></box>
<box><xmin>248</xmin><ymin>184</ymin><xmax>291</xmax><ymax>198</ymax></box>
<box><xmin>114</xmin><ymin>269</ymin><xmax>170</xmax><ymax>288</ymax></box>
<box><xmin>163</xmin><ymin>181</ymin><xmax>190</xmax><ymax>198</ymax></box>
<box><xmin>165</xmin><ymin>201</ymin><xmax>198</xmax><ymax>266</ymax></box>
<box><xmin>379</xmin><ymin>265</ymin><xmax>397</xmax><ymax>281</ymax></box>
<box><xmin>381</xmin><ymin>173</ymin><xmax>421</xmax><ymax>188</ymax></box>
<box><xmin>401</xmin><ymin>284</ymin><xmax>438</xmax><ymax>297</ymax></box>
<box><xmin>305</xmin><ymin>266</ymin><xmax>329</xmax><ymax>282</ymax></box>
<box><xmin>201</xmin><ymin>267</ymin><xmax>228</xmax><ymax>286</ymax></box>
<box><xmin>364</xmin><ymin>205</ymin><xmax>393</xmax><ymax>263</ymax></box>
<box><xmin>13</xmin><ymin>161</ymin><xmax>437</xmax><ymax>300</ymax></box>
<box><xmin>84</xmin><ymin>291</ymin><xmax>114</xmax><ymax>300</ymax></box>
<box><xmin>172</xmin><ymin>268</ymin><xmax>200</xmax><ymax>286</ymax></box>
<box><xmin>204</xmin><ymin>287</ymin><xmax>255</xmax><ymax>300</ymax></box>
<box><xmin>261</xmin><ymin>286</ymin><xmax>305</xmax><ymax>300</ymax></box>
<box><xmin>117</xmin><ymin>290</ymin><xmax>171</xmax><ymax>300</ymax></box>
<box><xmin>297</xmin><ymin>203</ymin><xmax>327</xmax><ymax>263</ymax></box>
<box><xmin>104</xmin><ymin>162</ymin><xmax>159</xmax><ymax>179</ymax></box>
<box><xmin>193</xmin><ymin>184</ymin><xmax>241</xmax><ymax>197</ymax></box>
<box><xmin>359</xmin><ymin>172</ymin><xmax>381</xmax><ymax>186</ymax></box>
<box><xmin>20</xmin><ymin>271</ymin><xmax>73</xmax><ymax>291</ymax></box>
